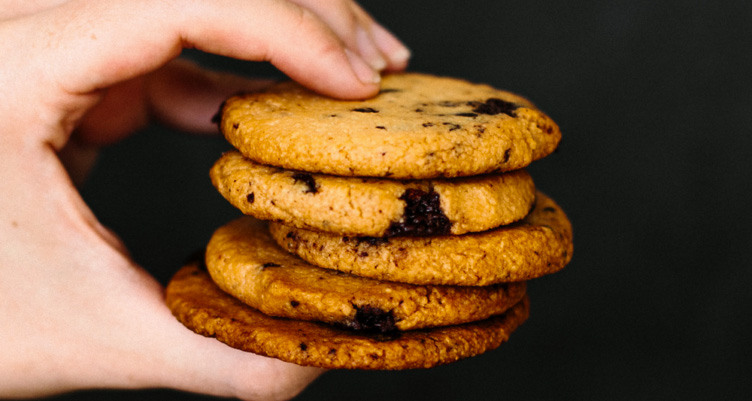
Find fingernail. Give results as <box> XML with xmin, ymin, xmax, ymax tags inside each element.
<box><xmin>370</xmin><ymin>24</ymin><xmax>411</xmax><ymax>67</ymax></box>
<box><xmin>345</xmin><ymin>48</ymin><xmax>381</xmax><ymax>85</ymax></box>
<box><xmin>355</xmin><ymin>26</ymin><xmax>388</xmax><ymax>71</ymax></box>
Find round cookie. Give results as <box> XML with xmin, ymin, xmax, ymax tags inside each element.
<box><xmin>165</xmin><ymin>261</ymin><xmax>530</xmax><ymax>370</ymax></box>
<box><xmin>210</xmin><ymin>150</ymin><xmax>536</xmax><ymax>237</ymax></box>
<box><xmin>205</xmin><ymin>217</ymin><xmax>527</xmax><ymax>331</ymax></box>
<box><xmin>218</xmin><ymin>72</ymin><xmax>561</xmax><ymax>179</ymax></box>
<box><xmin>270</xmin><ymin>192</ymin><xmax>573</xmax><ymax>286</ymax></box>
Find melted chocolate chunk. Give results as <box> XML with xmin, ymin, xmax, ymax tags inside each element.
<box><xmin>292</xmin><ymin>173</ymin><xmax>318</xmax><ymax>194</ymax></box>
<box><xmin>350</xmin><ymin>305</ymin><xmax>396</xmax><ymax>333</ymax></box>
<box><xmin>246</xmin><ymin>192</ymin><xmax>255</xmax><ymax>203</ymax></box>
<box><xmin>351</xmin><ymin>107</ymin><xmax>379</xmax><ymax>113</ymax></box>
<box><xmin>385</xmin><ymin>189</ymin><xmax>452</xmax><ymax>236</ymax></box>
<box><xmin>469</xmin><ymin>98</ymin><xmax>520</xmax><ymax>116</ymax></box>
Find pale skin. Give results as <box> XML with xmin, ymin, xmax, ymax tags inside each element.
<box><xmin>0</xmin><ymin>0</ymin><xmax>409</xmax><ymax>399</ymax></box>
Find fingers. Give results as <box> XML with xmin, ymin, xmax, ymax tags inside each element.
<box><xmin>174</xmin><ymin>0</ymin><xmax>383</xmax><ymax>98</ymax></box>
<box><xmin>12</xmin><ymin>0</ymin><xmax>388</xmax><ymax>105</ymax></box>
<box><xmin>75</xmin><ymin>59</ymin><xmax>272</xmax><ymax>148</ymax></box>
<box><xmin>144</xmin><ymin>59</ymin><xmax>275</xmax><ymax>134</ymax></box>
<box><xmin>288</xmin><ymin>0</ymin><xmax>410</xmax><ymax>72</ymax></box>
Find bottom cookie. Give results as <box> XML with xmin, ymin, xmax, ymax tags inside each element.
<box><xmin>166</xmin><ymin>261</ymin><xmax>530</xmax><ymax>370</ymax></box>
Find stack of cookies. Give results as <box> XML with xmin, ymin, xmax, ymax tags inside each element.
<box><xmin>166</xmin><ymin>73</ymin><xmax>573</xmax><ymax>370</ymax></box>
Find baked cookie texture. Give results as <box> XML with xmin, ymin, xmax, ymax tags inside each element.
<box><xmin>166</xmin><ymin>262</ymin><xmax>530</xmax><ymax>370</ymax></box>
<box><xmin>219</xmin><ymin>73</ymin><xmax>560</xmax><ymax>179</ymax></box>
<box><xmin>270</xmin><ymin>192</ymin><xmax>572</xmax><ymax>286</ymax></box>
<box><xmin>206</xmin><ymin>217</ymin><xmax>527</xmax><ymax>331</ymax></box>
<box><xmin>210</xmin><ymin>150</ymin><xmax>536</xmax><ymax>237</ymax></box>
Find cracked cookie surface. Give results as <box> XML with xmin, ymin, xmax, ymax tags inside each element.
<box><xmin>205</xmin><ymin>217</ymin><xmax>526</xmax><ymax>331</ymax></box>
<box><xmin>210</xmin><ymin>151</ymin><xmax>536</xmax><ymax>236</ymax></box>
<box><xmin>270</xmin><ymin>192</ymin><xmax>573</xmax><ymax>286</ymax></box>
<box><xmin>218</xmin><ymin>73</ymin><xmax>560</xmax><ymax>179</ymax></box>
<box><xmin>165</xmin><ymin>261</ymin><xmax>530</xmax><ymax>370</ymax></box>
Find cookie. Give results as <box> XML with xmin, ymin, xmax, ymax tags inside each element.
<box><xmin>270</xmin><ymin>192</ymin><xmax>573</xmax><ymax>286</ymax></box>
<box><xmin>218</xmin><ymin>73</ymin><xmax>560</xmax><ymax>179</ymax></box>
<box><xmin>165</xmin><ymin>261</ymin><xmax>530</xmax><ymax>370</ymax></box>
<box><xmin>210</xmin><ymin>151</ymin><xmax>536</xmax><ymax>237</ymax></box>
<box><xmin>205</xmin><ymin>217</ymin><xmax>527</xmax><ymax>331</ymax></box>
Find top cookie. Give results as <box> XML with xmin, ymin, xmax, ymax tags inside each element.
<box><xmin>219</xmin><ymin>73</ymin><xmax>561</xmax><ymax>179</ymax></box>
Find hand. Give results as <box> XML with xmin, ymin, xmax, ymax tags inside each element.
<box><xmin>0</xmin><ymin>0</ymin><xmax>409</xmax><ymax>399</ymax></box>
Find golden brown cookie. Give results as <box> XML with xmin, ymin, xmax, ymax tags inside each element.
<box><xmin>205</xmin><ymin>217</ymin><xmax>527</xmax><ymax>331</ymax></box>
<box><xmin>210</xmin><ymin>151</ymin><xmax>536</xmax><ymax>237</ymax></box>
<box><xmin>270</xmin><ymin>192</ymin><xmax>573</xmax><ymax>286</ymax></box>
<box><xmin>165</xmin><ymin>261</ymin><xmax>530</xmax><ymax>370</ymax></box>
<box><xmin>218</xmin><ymin>73</ymin><xmax>560</xmax><ymax>179</ymax></box>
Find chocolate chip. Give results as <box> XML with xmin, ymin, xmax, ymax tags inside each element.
<box><xmin>455</xmin><ymin>112</ymin><xmax>478</xmax><ymax>117</ymax></box>
<box><xmin>443</xmin><ymin>122</ymin><xmax>461</xmax><ymax>131</ymax></box>
<box><xmin>232</xmin><ymin>122</ymin><xmax>239</xmax><ymax>129</ymax></box>
<box><xmin>349</xmin><ymin>305</ymin><xmax>396</xmax><ymax>333</ymax></box>
<box><xmin>292</xmin><ymin>173</ymin><xmax>318</xmax><ymax>194</ymax></box>
<box><xmin>379</xmin><ymin>88</ymin><xmax>401</xmax><ymax>94</ymax></box>
<box><xmin>290</xmin><ymin>300</ymin><xmax>300</xmax><ymax>307</ymax></box>
<box><xmin>261</xmin><ymin>262</ymin><xmax>281</xmax><ymax>269</ymax></box>
<box><xmin>328</xmin><ymin>348</ymin><xmax>337</xmax><ymax>355</ymax></box>
<box><xmin>299</xmin><ymin>343</ymin><xmax>308</xmax><ymax>351</ymax></box>
<box><xmin>469</xmin><ymin>98</ymin><xmax>520</xmax><ymax>116</ymax></box>
<box><xmin>422</xmin><ymin>122</ymin><xmax>434</xmax><ymax>127</ymax></box>
<box><xmin>415</xmin><ymin>108</ymin><xmax>424</xmax><ymax>113</ymax></box>
<box><xmin>375</xmin><ymin>126</ymin><xmax>386</xmax><ymax>130</ymax></box>
<box><xmin>385</xmin><ymin>189</ymin><xmax>452</xmax><ymax>237</ymax></box>
<box><xmin>503</xmin><ymin>148</ymin><xmax>511</xmax><ymax>163</ymax></box>
<box><xmin>246</xmin><ymin>192</ymin><xmax>255</xmax><ymax>203</ymax></box>
<box><xmin>352</xmin><ymin>107</ymin><xmax>379</xmax><ymax>113</ymax></box>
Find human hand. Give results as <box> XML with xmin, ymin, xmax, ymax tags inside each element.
<box><xmin>0</xmin><ymin>0</ymin><xmax>409</xmax><ymax>399</ymax></box>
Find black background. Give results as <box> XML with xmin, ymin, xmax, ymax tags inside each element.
<box><xmin>54</xmin><ymin>0</ymin><xmax>751</xmax><ymax>400</ymax></box>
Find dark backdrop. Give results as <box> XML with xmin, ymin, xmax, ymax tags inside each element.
<box><xmin>55</xmin><ymin>1</ymin><xmax>751</xmax><ymax>400</ymax></box>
